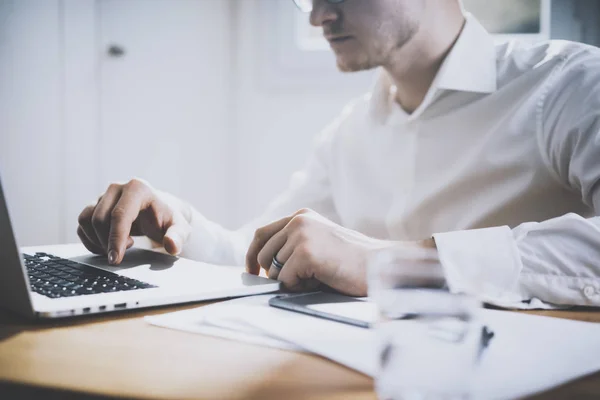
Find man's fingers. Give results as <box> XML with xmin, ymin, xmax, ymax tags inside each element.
<box><xmin>77</xmin><ymin>226</ymin><xmax>105</xmax><ymax>255</ymax></box>
<box><xmin>301</xmin><ymin>278</ymin><xmax>321</xmax><ymax>292</ymax></box>
<box><xmin>266</xmin><ymin>241</ymin><xmax>294</xmax><ymax>280</ymax></box>
<box><xmin>163</xmin><ymin>219</ymin><xmax>191</xmax><ymax>256</ymax></box>
<box><xmin>257</xmin><ymin>229</ymin><xmax>290</xmax><ymax>274</ymax></box>
<box><xmin>78</xmin><ymin>205</ymin><xmax>104</xmax><ymax>252</ymax></box>
<box><xmin>276</xmin><ymin>250</ymin><xmax>322</xmax><ymax>292</ymax></box>
<box><xmin>274</xmin><ymin>251</ymin><xmax>303</xmax><ymax>290</ymax></box>
<box><xmin>107</xmin><ymin>185</ymin><xmax>150</xmax><ymax>264</ymax></box>
<box><xmin>91</xmin><ymin>185</ymin><xmax>122</xmax><ymax>252</ymax></box>
<box><xmin>245</xmin><ymin>215</ymin><xmax>293</xmax><ymax>275</ymax></box>
<box><xmin>267</xmin><ymin>262</ymin><xmax>281</xmax><ymax>280</ymax></box>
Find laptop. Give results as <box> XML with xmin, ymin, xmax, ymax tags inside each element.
<box><xmin>0</xmin><ymin>178</ymin><xmax>280</xmax><ymax>319</ymax></box>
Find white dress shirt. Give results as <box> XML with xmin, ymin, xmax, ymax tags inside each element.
<box><xmin>182</xmin><ymin>15</ymin><xmax>600</xmax><ymax>309</ymax></box>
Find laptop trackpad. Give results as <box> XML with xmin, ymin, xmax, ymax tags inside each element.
<box><xmin>70</xmin><ymin>248</ymin><xmax>258</xmax><ymax>290</ymax></box>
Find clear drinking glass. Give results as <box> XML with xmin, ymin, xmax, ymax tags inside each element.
<box><xmin>368</xmin><ymin>247</ymin><xmax>484</xmax><ymax>400</ymax></box>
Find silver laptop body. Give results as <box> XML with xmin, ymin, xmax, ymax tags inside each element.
<box><xmin>0</xmin><ymin>177</ymin><xmax>280</xmax><ymax>319</ymax></box>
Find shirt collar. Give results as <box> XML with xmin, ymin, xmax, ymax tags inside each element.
<box><xmin>369</xmin><ymin>14</ymin><xmax>497</xmax><ymax>123</ymax></box>
<box><xmin>435</xmin><ymin>13</ymin><xmax>497</xmax><ymax>94</ymax></box>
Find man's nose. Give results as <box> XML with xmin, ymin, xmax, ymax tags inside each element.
<box><xmin>310</xmin><ymin>1</ymin><xmax>339</xmax><ymax>27</ymax></box>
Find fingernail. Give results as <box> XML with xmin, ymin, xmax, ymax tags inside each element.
<box><xmin>108</xmin><ymin>250</ymin><xmax>118</xmax><ymax>264</ymax></box>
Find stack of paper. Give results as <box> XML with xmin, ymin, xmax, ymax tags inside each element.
<box><xmin>146</xmin><ymin>295</ymin><xmax>302</xmax><ymax>352</ymax></box>
<box><xmin>146</xmin><ymin>295</ymin><xmax>600</xmax><ymax>399</ymax></box>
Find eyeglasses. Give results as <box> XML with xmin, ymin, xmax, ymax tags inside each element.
<box><xmin>293</xmin><ymin>0</ymin><xmax>346</xmax><ymax>13</ymax></box>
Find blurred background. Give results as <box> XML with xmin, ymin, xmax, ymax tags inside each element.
<box><xmin>1</xmin><ymin>0</ymin><xmax>599</xmax><ymax>246</ymax></box>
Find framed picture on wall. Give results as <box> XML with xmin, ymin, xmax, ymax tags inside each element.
<box><xmin>462</xmin><ymin>0</ymin><xmax>551</xmax><ymax>43</ymax></box>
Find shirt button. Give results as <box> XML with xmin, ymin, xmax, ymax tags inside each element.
<box><xmin>583</xmin><ymin>286</ymin><xmax>596</xmax><ymax>299</ymax></box>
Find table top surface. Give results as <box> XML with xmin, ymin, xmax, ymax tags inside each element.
<box><xmin>1</xmin><ymin>244</ymin><xmax>599</xmax><ymax>399</ymax></box>
<box><xmin>0</xmin><ymin>300</ymin><xmax>599</xmax><ymax>400</ymax></box>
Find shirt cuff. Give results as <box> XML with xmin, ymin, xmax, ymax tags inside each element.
<box><xmin>433</xmin><ymin>226</ymin><xmax>524</xmax><ymax>305</ymax></box>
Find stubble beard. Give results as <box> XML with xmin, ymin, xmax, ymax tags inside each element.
<box><xmin>335</xmin><ymin>21</ymin><xmax>418</xmax><ymax>73</ymax></box>
<box><xmin>336</xmin><ymin>50</ymin><xmax>377</xmax><ymax>72</ymax></box>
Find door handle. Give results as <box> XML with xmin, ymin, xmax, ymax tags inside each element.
<box><xmin>107</xmin><ymin>44</ymin><xmax>126</xmax><ymax>58</ymax></box>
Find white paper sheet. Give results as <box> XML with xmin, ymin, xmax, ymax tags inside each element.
<box><xmin>145</xmin><ymin>295</ymin><xmax>304</xmax><ymax>352</ymax></box>
<box><xmin>234</xmin><ymin>306</ymin><xmax>600</xmax><ymax>399</ymax></box>
<box><xmin>146</xmin><ymin>296</ymin><xmax>600</xmax><ymax>399</ymax></box>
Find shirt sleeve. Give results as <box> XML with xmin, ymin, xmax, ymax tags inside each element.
<box><xmin>179</xmin><ymin>103</ymin><xmax>354</xmax><ymax>266</ymax></box>
<box><xmin>433</xmin><ymin>47</ymin><xmax>600</xmax><ymax>309</ymax></box>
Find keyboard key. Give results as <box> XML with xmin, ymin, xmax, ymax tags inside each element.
<box><xmin>65</xmin><ymin>262</ymin><xmax>84</xmax><ymax>268</ymax></box>
<box><xmin>63</xmin><ymin>267</ymin><xmax>82</xmax><ymax>275</ymax></box>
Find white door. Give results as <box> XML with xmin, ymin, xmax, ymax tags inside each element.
<box><xmin>97</xmin><ymin>0</ymin><xmax>234</xmax><ymax>227</ymax></box>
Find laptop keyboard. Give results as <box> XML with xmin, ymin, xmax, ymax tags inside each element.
<box><xmin>24</xmin><ymin>252</ymin><xmax>157</xmax><ymax>299</ymax></box>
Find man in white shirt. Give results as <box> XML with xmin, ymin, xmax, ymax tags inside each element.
<box><xmin>77</xmin><ymin>0</ymin><xmax>600</xmax><ymax>308</ymax></box>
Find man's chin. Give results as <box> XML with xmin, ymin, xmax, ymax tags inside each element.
<box><xmin>335</xmin><ymin>56</ymin><xmax>376</xmax><ymax>73</ymax></box>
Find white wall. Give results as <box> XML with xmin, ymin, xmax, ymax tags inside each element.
<box><xmin>0</xmin><ymin>0</ymin><xmax>371</xmax><ymax>246</ymax></box>
<box><xmin>0</xmin><ymin>0</ymin><xmax>64</xmax><ymax>246</ymax></box>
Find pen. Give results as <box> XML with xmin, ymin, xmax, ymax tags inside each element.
<box><xmin>477</xmin><ymin>325</ymin><xmax>495</xmax><ymax>361</ymax></box>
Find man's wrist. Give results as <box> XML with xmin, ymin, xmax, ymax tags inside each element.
<box><xmin>157</xmin><ymin>190</ymin><xmax>194</xmax><ymax>226</ymax></box>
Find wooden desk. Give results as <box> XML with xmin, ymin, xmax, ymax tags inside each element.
<box><xmin>0</xmin><ymin>303</ymin><xmax>599</xmax><ymax>400</ymax></box>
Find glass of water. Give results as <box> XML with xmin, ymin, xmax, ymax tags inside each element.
<box><xmin>368</xmin><ymin>246</ymin><xmax>484</xmax><ymax>400</ymax></box>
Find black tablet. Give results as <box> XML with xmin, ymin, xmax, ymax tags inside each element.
<box><xmin>268</xmin><ymin>291</ymin><xmax>377</xmax><ymax>329</ymax></box>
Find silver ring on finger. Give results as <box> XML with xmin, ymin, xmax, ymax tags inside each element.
<box><xmin>271</xmin><ymin>255</ymin><xmax>284</xmax><ymax>271</ymax></box>
<box><xmin>269</xmin><ymin>256</ymin><xmax>285</xmax><ymax>280</ymax></box>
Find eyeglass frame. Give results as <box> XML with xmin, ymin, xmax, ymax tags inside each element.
<box><xmin>293</xmin><ymin>0</ymin><xmax>346</xmax><ymax>13</ymax></box>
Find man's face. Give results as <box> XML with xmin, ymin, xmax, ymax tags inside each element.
<box><xmin>310</xmin><ymin>0</ymin><xmax>425</xmax><ymax>72</ymax></box>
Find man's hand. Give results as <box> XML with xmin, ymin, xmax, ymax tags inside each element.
<box><xmin>245</xmin><ymin>209</ymin><xmax>441</xmax><ymax>296</ymax></box>
<box><xmin>77</xmin><ymin>179</ymin><xmax>192</xmax><ymax>265</ymax></box>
